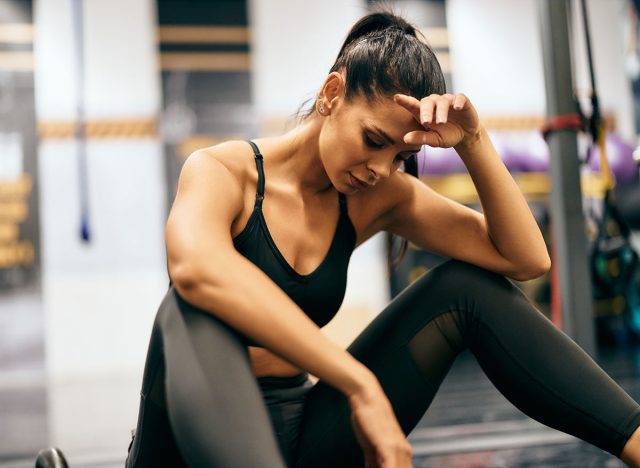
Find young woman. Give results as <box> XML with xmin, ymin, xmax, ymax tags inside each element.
<box><xmin>125</xmin><ymin>10</ymin><xmax>640</xmax><ymax>468</ymax></box>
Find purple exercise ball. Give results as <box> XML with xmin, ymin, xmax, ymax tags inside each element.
<box><xmin>502</xmin><ymin>130</ymin><xmax>550</xmax><ymax>173</ymax></box>
<box><xmin>414</xmin><ymin>130</ymin><xmax>638</xmax><ymax>185</ymax></box>
<box><xmin>416</xmin><ymin>145</ymin><xmax>466</xmax><ymax>176</ymax></box>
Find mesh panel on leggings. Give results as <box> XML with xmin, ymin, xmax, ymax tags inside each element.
<box><xmin>406</xmin><ymin>311</ymin><xmax>467</xmax><ymax>386</ymax></box>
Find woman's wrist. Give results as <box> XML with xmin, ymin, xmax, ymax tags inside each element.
<box><xmin>343</xmin><ymin>366</ymin><xmax>383</xmax><ymax>403</ymax></box>
<box><xmin>453</xmin><ymin>125</ymin><xmax>485</xmax><ymax>154</ymax></box>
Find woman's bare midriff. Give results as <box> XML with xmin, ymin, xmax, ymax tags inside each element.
<box><xmin>248</xmin><ymin>346</ymin><xmax>305</xmax><ymax>377</ymax></box>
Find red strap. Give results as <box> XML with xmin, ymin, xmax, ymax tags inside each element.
<box><xmin>541</xmin><ymin>113</ymin><xmax>583</xmax><ymax>140</ymax></box>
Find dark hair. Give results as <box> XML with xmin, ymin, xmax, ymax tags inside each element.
<box><xmin>297</xmin><ymin>8</ymin><xmax>446</xmax><ymax>276</ymax></box>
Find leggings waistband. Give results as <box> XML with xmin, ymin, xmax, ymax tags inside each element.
<box><xmin>257</xmin><ymin>372</ymin><xmax>310</xmax><ymax>390</ymax></box>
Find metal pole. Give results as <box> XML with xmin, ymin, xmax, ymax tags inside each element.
<box><xmin>538</xmin><ymin>0</ymin><xmax>596</xmax><ymax>356</ymax></box>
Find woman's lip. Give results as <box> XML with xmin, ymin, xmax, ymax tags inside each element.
<box><xmin>350</xmin><ymin>173</ymin><xmax>369</xmax><ymax>189</ymax></box>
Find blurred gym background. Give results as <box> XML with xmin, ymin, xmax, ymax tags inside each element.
<box><xmin>1</xmin><ymin>0</ymin><xmax>640</xmax><ymax>466</ymax></box>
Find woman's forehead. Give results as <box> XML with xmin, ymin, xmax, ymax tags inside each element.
<box><xmin>353</xmin><ymin>97</ymin><xmax>423</xmax><ymax>138</ymax></box>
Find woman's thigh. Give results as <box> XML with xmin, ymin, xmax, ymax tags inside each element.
<box><xmin>127</xmin><ymin>287</ymin><xmax>287</xmax><ymax>468</ymax></box>
<box><xmin>293</xmin><ymin>259</ymin><xmax>476</xmax><ymax>468</ymax></box>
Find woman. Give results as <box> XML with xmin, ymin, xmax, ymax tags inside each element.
<box><xmin>125</xmin><ymin>10</ymin><xmax>640</xmax><ymax>468</ymax></box>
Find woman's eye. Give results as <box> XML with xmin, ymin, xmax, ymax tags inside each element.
<box><xmin>364</xmin><ymin>134</ymin><xmax>384</xmax><ymax>149</ymax></box>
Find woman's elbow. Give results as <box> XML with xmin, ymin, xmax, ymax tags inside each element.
<box><xmin>169</xmin><ymin>261</ymin><xmax>202</xmax><ymax>295</ymax></box>
<box><xmin>513</xmin><ymin>256</ymin><xmax>551</xmax><ymax>281</ymax></box>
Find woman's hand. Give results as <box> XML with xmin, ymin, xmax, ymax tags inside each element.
<box><xmin>347</xmin><ymin>382</ymin><xmax>413</xmax><ymax>467</ymax></box>
<box><xmin>393</xmin><ymin>93</ymin><xmax>480</xmax><ymax>149</ymax></box>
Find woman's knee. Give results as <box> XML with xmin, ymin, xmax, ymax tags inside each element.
<box><xmin>433</xmin><ymin>258</ymin><xmax>507</xmax><ymax>282</ymax></box>
<box><xmin>404</xmin><ymin>259</ymin><xmax>531</xmax><ymax>330</ymax></box>
<box><xmin>416</xmin><ymin>259</ymin><xmax>513</xmax><ymax>300</ymax></box>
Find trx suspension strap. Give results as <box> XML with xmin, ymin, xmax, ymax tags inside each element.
<box><xmin>71</xmin><ymin>0</ymin><xmax>91</xmax><ymax>242</ymax></box>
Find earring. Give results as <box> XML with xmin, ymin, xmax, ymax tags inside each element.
<box><xmin>318</xmin><ymin>102</ymin><xmax>325</xmax><ymax>114</ymax></box>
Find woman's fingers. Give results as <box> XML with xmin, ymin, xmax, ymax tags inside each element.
<box><xmin>452</xmin><ymin>93</ymin><xmax>467</xmax><ymax>111</ymax></box>
<box><xmin>393</xmin><ymin>93</ymin><xmax>422</xmax><ymax>121</ymax></box>
<box><xmin>396</xmin><ymin>92</ymin><xmax>473</xmax><ymax>147</ymax></box>
<box><xmin>403</xmin><ymin>129</ymin><xmax>440</xmax><ymax>146</ymax></box>
<box><xmin>434</xmin><ymin>95</ymin><xmax>452</xmax><ymax>124</ymax></box>
<box><xmin>396</xmin><ymin>93</ymin><xmax>461</xmax><ymax>126</ymax></box>
<box><xmin>420</xmin><ymin>99</ymin><xmax>436</xmax><ymax>126</ymax></box>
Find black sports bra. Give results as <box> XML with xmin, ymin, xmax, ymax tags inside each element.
<box><xmin>232</xmin><ymin>140</ymin><xmax>357</xmax><ymax>332</ymax></box>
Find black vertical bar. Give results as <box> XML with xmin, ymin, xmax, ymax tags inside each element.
<box><xmin>538</xmin><ymin>0</ymin><xmax>596</xmax><ymax>356</ymax></box>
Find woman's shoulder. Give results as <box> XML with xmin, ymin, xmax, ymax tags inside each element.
<box><xmin>185</xmin><ymin>139</ymin><xmax>256</xmax><ymax>188</ymax></box>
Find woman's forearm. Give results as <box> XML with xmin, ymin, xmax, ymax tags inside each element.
<box><xmin>454</xmin><ymin>126</ymin><xmax>550</xmax><ymax>272</ymax></box>
<box><xmin>171</xmin><ymin>251</ymin><xmax>379</xmax><ymax>398</ymax></box>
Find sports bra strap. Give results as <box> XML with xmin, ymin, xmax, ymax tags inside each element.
<box><xmin>247</xmin><ymin>140</ymin><xmax>349</xmax><ymax>214</ymax></box>
<box><xmin>246</xmin><ymin>140</ymin><xmax>265</xmax><ymax>208</ymax></box>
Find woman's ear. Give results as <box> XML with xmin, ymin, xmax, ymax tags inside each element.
<box><xmin>319</xmin><ymin>72</ymin><xmax>344</xmax><ymax>113</ymax></box>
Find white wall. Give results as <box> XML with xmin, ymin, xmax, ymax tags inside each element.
<box><xmin>82</xmin><ymin>0</ymin><xmax>161</xmax><ymax>118</ymax></box>
<box><xmin>249</xmin><ymin>0</ymin><xmax>367</xmax><ymax>120</ymax></box>
<box><xmin>33</xmin><ymin>0</ymin><xmax>77</xmax><ymax>119</ymax></box>
<box><xmin>446</xmin><ymin>0</ymin><xmax>547</xmax><ymax>116</ymax></box>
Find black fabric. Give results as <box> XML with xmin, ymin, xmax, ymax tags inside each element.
<box><xmin>233</xmin><ymin>141</ymin><xmax>357</xmax><ymax>332</ymax></box>
<box><xmin>126</xmin><ymin>288</ymin><xmax>286</xmax><ymax>468</ymax></box>
<box><xmin>126</xmin><ymin>260</ymin><xmax>640</xmax><ymax>467</ymax></box>
<box><xmin>258</xmin><ymin>374</ymin><xmax>314</xmax><ymax>467</ymax></box>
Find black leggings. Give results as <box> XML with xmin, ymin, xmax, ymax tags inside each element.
<box><xmin>125</xmin><ymin>259</ymin><xmax>640</xmax><ymax>467</ymax></box>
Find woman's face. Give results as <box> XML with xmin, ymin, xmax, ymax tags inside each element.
<box><xmin>318</xmin><ymin>92</ymin><xmax>424</xmax><ymax>194</ymax></box>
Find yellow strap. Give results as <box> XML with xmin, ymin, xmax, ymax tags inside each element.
<box><xmin>597</xmin><ymin>127</ymin><xmax>616</xmax><ymax>191</ymax></box>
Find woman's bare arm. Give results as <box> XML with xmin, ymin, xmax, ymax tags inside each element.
<box><xmin>166</xmin><ymin>145</ymin><xmax>377</xmax><ymax>398</ymax></box>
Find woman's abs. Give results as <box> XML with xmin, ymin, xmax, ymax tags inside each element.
<box><xmin>248</xmin><ymin>346</ymin><xmax>305</xmax><ymax>377</ymax></box>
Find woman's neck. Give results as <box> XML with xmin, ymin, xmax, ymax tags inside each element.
<box><xmin>262</xmin><ymin>117</ymin><xmax>335</xmax><ymax>197</ymax></box>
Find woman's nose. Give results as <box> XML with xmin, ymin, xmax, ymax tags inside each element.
<box><xmin>366</xmin><ymin>158</ymin><xmax>392</xmax><ymax>183</ymax></box>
